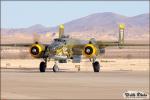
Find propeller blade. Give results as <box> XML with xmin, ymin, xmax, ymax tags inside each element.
<box><xmin>33</xmin><ymin>32</ymin><xmax>40</xmax><ymax>44</ymax></box>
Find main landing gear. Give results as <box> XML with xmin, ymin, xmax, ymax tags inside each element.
<box><xmin>39</xmin><ymin>58</ymin><xmax>100</xmax><ymax>73</ymax></box>
<box><xmin>39</xmin><ymin>59</ymin><xmax>59</xmax><ymax>72</ymax></box>
<box><xmin>92</xmin><ymin>61</ymin><xmax>100</xmax><ymax>72</ymax></box>
<box><xmin>39</xmin><ymin>61</ymin><xmax>46</xmax><ymax>72</ymax></box>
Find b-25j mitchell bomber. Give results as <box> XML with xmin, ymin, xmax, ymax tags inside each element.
<box><xmin>1</xmin><ymin>24</ymin><xmax>148</xmax><ymax>72</ymax></box>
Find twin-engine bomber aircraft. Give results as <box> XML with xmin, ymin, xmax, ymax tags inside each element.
<box><xmin>1</xmin><ymin>24</ymin><xmax>148</xmax><ymax>72</ymax></box>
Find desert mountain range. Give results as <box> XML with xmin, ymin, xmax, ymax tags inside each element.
<box><xmin>1</xmin><ymin>12</ymin><xmax>149</xmax><ymax>43</ymax></box>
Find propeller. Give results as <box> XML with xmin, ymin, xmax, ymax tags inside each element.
<box><xmin>33</xmin><ymin>32</ymin><xmax>40</xmax><ymax>44</ymax></box>
<box><xmin>31</xmin><ymin>24</ymin><xmax>64</xmax><ymax>44</ymax></box>
<box><xmin>32</xmin><ymin>32</ymin><xmax>55</xmax><ymax>44</ymax></box>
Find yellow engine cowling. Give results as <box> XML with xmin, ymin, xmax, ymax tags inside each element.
<box><xmin>30</xmin><ymin>44</ymin><xmax>45</xmax><ymax>58</ymax></box>
<box><xmin>83</xmin><ymin>44</ymin><xmax>98</xmax><ymax>58</ymax></box>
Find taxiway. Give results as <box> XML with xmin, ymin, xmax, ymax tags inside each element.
<box><xmin>1</xmin><ymin>69</ymin><xmax>149</xmax><ymax>99</ymax></box>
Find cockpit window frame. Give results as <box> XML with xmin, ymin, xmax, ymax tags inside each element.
<box><xmin>54</xmin><ymin>38</ymin><xmax>66</xmax><ymax>43</ymax></box>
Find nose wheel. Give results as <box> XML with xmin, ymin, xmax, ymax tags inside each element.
<box><xmin>92</xmin><ymin>61</ymin><xmax>100</xmax><ymax>72</ymax></box>
<box><xmin>53</xmin><ymin>63</ymin><xmax>59</xmax><ymax>72</ymax></box>
<box><xmin>39</xmin><ymin>59</ymin><xmax>59</xmax><ymax>72</ymax></box>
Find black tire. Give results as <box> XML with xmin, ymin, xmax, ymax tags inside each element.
<box><xmin>53</xmin><ymin>65</ymin><xmax>59</xmax><ymax>72</ymax></box>
<box><xmin>39</xmin><ymin>62</ymin><xmax>46</xmax><ymax>72</ymax></box>
<box><xmin>92</xmin><ymin>61</ymin><xmax>100</xmax><ymax>72</ymax></box>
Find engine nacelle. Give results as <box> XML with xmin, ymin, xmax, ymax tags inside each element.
<box><xmin>83</xmin><ymin>44</ymin><xmax>98</xmax><ymax>58</ymax></box>
<box><xmin>30</xmin><ymin>44</ymin><xmax>45</xmax><ymax>58</ymax></box>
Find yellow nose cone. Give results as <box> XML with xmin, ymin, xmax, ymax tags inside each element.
<box><xmin>119</xmin><ymin>24</ymin><xmax>125</xmax><ymax>29</ymax></box>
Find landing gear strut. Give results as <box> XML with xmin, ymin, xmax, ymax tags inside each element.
<box><xmin>92</xmin><ymin>61</ymin><xmax>100</xmax><ymax>72</ymax></box>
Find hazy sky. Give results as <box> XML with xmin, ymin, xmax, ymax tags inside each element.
<box><xmin>1</xmin><ymin>1</ymin><xmax>149</xmax><ymax>28</ymax></box>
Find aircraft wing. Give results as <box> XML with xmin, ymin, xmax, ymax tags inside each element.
<box><xmin>72</xmin><ymin>41</ymin><xmax>149</xmax><ymax>50</ymax></box>
<box><xmin>97</xmin><ymin>41</ymin><xmax>149</xmax><ymax>48</ymax></box>
<box><xmin>0</xmin><ymin>43</ymin><xmax>32</xmax><ymax>47</ymax></box>
<box><xmin>0</xmin><ymin>43</ymin><xmax>49</xmax><ymax>47</ymax></box>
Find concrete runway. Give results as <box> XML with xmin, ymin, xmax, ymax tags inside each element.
<box><xmin>1</xmin><ymin>69</ymin><xmax>149</xmax><ymax>99</ymax></box>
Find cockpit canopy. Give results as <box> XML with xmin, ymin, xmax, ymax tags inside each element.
<box><xmin>54</xmin><ymin>38</ymin><xmax>66</xmax><ymax>43</ymax></box>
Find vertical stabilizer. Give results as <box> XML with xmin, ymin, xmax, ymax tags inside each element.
<box><xmin>118</xmin><ymin>24</ymin><xmax>125</xmax><ymax>48</ymax></box>
<box><xmin>59</xmin><ymin>24</ymin><xmax>64</xmax><ymax>38</ymax></box>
